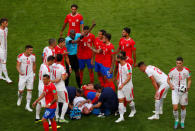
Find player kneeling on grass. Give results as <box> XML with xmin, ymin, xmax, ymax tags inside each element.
<box><xmin>138</xmin><ymin>61</ymin><xmax>169</xmax><ymax>120</ymax></box>
<box><xmin>167</xmin><ymin>57</ymin><xmax>192</xmax><ymax>129</ymax></box>
<box><xmin>33</xmin><ymin>74</ymin><xmax>58</xmax><ymax>131</ymax></box>
<box><xmin>51</xmin><ymin>54</ymin><xmax>69</xmax><ymax>123</ymax></box>
<box><xmin>16</xmin><ymin>45</ymin><xmax>36</xmax><ymax>112</ymax></box>
<box><xmin>115</xmin><ymin>51</ymin><xmax>136</xmax><ymax>123</ymax></box>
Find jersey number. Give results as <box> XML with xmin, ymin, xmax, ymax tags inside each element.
<box><xmin>153</xmin><ymin>67</ymin><xmax>162</xmax><ymax>74</ymax></box>
<box><xmin>53</xmin><ymin>69</ymin><xmax>57</xmax><ymax>79</ymax></box>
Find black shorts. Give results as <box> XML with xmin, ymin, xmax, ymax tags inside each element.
<box><xmin>68</xmin><ymin>55</ymin><xmax>79</xmax><ymax>72</ymax></box>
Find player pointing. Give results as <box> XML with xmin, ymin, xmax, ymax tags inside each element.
<box><xmin>167</xmin><ymin>57</ymin><xmax>192</xmax><ymax>129</ymax></box>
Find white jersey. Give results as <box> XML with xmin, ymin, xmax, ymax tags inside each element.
<box><xmin>168</xmin><ymin>67</ymin><xmax>191</xmax><ymax>89</ymax></box>
<box><xmin>145</xmin><ymin>65</ymin><xmax>168</xmax><ymax>85</ymax></box>
<box><xmin>43</xmin><ymin>46</ymin><xmax>55</xmax><ymax>63</ymax></box>
<box><xmin>51</xmin><ymin>63</ymin><xmax>66</xmax><ymax>91</ymax></box>
<box><xmin>0</xmin><ymin>27</ymin><xmax>8</xmax><ymax>52</ymax></box>
<box><xmin>73</xmin><ymin>96</ymin><xmax>92</xmax><ymax>111</ymax></box>
<box><xmin>118</xmin><ymin>63</ymin><xmax>133</xmax><ymax>87</ymax></box>
<box><xmin>17</xmin><ymin>53</ymin><xmax>35</xmax><ymax>76</ymax></box>
<box><xmin>38</xmin><ymin>63</ymin><xmax>51</xmax><ymax>91</ymax></box>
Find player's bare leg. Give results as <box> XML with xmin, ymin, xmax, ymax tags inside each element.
<box><xmin>173</xmin><ymin>104</ymin><xmax>179</xmax><ymax>129</ymax></box>
<box><xmin>115</xmin><ymin>99</ymin><xmax>125</xmax><ymax>123</ymax></box>
<box><xmin>180</xmin><ymin>105</ymin><xmax>186</xmax><ymax>129</ymax></box>
<box><xmin>17</xmin><ymin>90</ymin><xmax>23</xmax><ymax>106</ymax></box>
<box><xmin>25</xmin><ymin>89</ymin><xmax>33</xmax><ymax>112</ymax></box>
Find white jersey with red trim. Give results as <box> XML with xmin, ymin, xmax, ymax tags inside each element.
<box><xmin>168</xmin><ymin>67</ymin><xmax>191</xmax><ymax>89</ymax></box>
<box><xmin>38</xmin><ymin>63</ymin><xmax>51</xmax><ymax>91</ymax></box>
<box><xmin>118</xmin><ymin>63</ymin><xmax>133</xmax><ymax>87</ymax></box>
<box><xmin>145</xmin><ymin>65</ymin><xmax>168</xmax><ymax>85</ymax></box>
<box><xmin>17</xmin><ymin>53</ymin><xmax>35</xmax><ymax>76</ymax></box>
<box><xmin>43</xmin><ymin>46</ymin><xmax>55</xmax><ymax>63</ymax></box>
<box><xmin>51</xmin><ymin>63</ymin><xmax>66</xmax><ymax>91</ymax></box>
<box><xmin>0</xmin><ymin>27</ymin><xmax>8</xmax><ymax>52</ymax></box>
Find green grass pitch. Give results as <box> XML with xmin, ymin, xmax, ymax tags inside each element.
<box><xmin>0</xmin><ymin>0</ymin><xmax>195</xmax><ymax>130</ymax></box>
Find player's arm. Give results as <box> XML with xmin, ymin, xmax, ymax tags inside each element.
<box><xmin>50</xmin><ymin>78</ymin><xmax>61</xmax><ymax>83</ymax></box>
<box><xmin>149</xmin><ymin>76</ymin><xmax>159</xmax><ymax>91</ymax></box>
<box><xmin>33</xmin><ymin>62</ymin><xmax>36</xmax><ymax>76</ymax></box>
<box><xmin>167</xmin><ymin>77</ymin><xmax>174</xmax><ymax>90</ymax></box>
<box><xmin>118</xmin><ymin>73</ymin><xmax>131</xmax><ymax>90</ymax></box>
<box><xmin>32</xmin><ymin>92</ymin><xmax>46</xmax><ymax>108</ymax></box>
<box><xmin>132</xmin><ymin>50</ymin><xmax>137</xmax><ymax>67</ymax></box>
<box><xmin>61</xmin><ymin>73</ymin><xmax>68</xmax><ymax>81</ymax></box>
<box><xmin>187</xmin><ymin>77</ymin><xmax>192</xmax><ymax>91</ymax></box>
<box><xmin>60</xmin><ymin>23</ymin><xmax>67</xmax><ymax>37</ymax></box>
<box><xmin>49</xmin><ymin>93</ymin><xmax>58</xmax><ymax>106</ymax></box>
<box><xmin>92</xmin><ymin>102</ymin><xmax>102</xmax><ymax>109</ymax></box>
<box><xmin>16</xmin><ymin>62</ymin><xmax>24</xmax><ymax>75</ymax></box>
<box><xmin>65</xmin><ymin>55</ymin><xmax>72</xmax><ymax>73</ymax></box>
<box><xmin>116</xmin><ymin>45</ymin><xmax>121</xmax><ymax>54</ymax></box>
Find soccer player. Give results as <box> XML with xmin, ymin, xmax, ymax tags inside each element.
<box><xmin>52</xmin><ymin>54</ymin><xmax>69</xmax><ymax>123</ymax></box>
<box><xmin>35</xmin><ymin>55</ymin><xmax>55</xmax><ymax>122</ymax></box>
<box><xmin>77</xmin><ymin>26</ymin><xmax>95</xmax><ymax>85</ymax></box>
<box><xmin>60</xmin><ymin>4</ymin><xmax>84</xmax><ymax>36</ymax></box>
<box><xmin>0</xmin><ymin>18</ymin><xmax>12</xmax><ymax>83</ymax></box>
<box><xmin>65</xmin><ymin>22</ymin><xmax>96</xmax><ymax>87</ymax></box>
<box><xmin>16</xmin><ymin>45</ymin><xmax>36</xmax><ymax>112</ymax></box>
<box><xmin>43</xmin><ymin>38</ymin><xmax>56</xmax><ymax>63</ymax></box>
<box><xmin>92</xmin><ymin>30</ymin><xmax>106</xmax><ymax>87</ymax></box>
<box><xmin>167</xmin><ymin>57</ymin><xmax>192</xmax><ymax>129</ymax></box>
<box><xmin>32</xmin><ymin>74</ymin><xmax>58</xmax><ymax>131</ymax></box>
<box><xmin>115</xmin><ymin>51</ymin><xmax>136</xmax><ymax>123</ymax></box>
<box><xmin>138</xmin><ymin>62</ymin><xmax>169</xmax><ymax>120</ymax></box>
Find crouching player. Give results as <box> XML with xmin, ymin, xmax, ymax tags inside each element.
<box><xmin>138</xmin><ymin>62</ymin><xmax>169</xmax><ymax>120</ymax></box>
<box><xmin>32</xmin><ymin>74</ymin><xmax>58</xmax><ymax>131</ymax></box>
<box><xmin>115</xmin><ymin>51</ymin><xmax>136</xmax><ymax>123</ymax></box>
<box><xmin>167</xmin><ymin>57</ymin><xmax>192</xmax><ymax>129</ymax></box>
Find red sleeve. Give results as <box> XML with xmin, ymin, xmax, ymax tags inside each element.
<box><xmin>64</xmin><ymin>15</ymin><xmax>69</xmax><ymax>23</ymax></box>
<box><xmin>131</xmin><ymin>39</ymin><xmax>136</xmax><ymax>51</ymax></box>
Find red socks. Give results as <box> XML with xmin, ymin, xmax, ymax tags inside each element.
<box><xmin>43</xmin><ymin>121</ymin><xmax>49</xmax><ymax>131</ymax></box>
<box><xmin>89</xmin><ymin>72</ymin><xmax>94</xmax><ymax>83</ymax></box>
<box><xmin>51</xmin><ymin>120</ymin><xmax>57</xmax><ymax>131</ymax></box>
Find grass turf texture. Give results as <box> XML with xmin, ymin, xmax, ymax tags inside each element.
<box><xmin>0</xmin><ymin>0</ymin><xmax>195</xmax><ymax>130</ymax></box>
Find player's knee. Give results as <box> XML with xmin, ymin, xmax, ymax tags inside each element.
<box><xmin>181</xmin><ymin>105</ymin><xmax>186</xmax><ymax>110</ymax></box>
<box><xmin>173</xmin><ymin>105</ymin><xmax>178</xmax><ymax>111</ymax></box>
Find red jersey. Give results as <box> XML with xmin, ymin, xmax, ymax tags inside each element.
<box><xmin>77</xmin><ymin>33</ymin><xmax>95</xmax><ymax>59</ymax></box>
<box><xmin>119</xmin><ymin>37</ymin><xmax>136</xmax><ymax>65</ymax></box>
<box><xmin>54</xmin><ymin>45</ymin><xmax>68</xmax><ymax>66</ymax></box>
<box><xmin>81</xmin><ymin>85</ymin><xmax>96</xmax><ymax>97</ymax></box>
<box><xmin>94</xmin><ymin>37</ymin><xmax>104</xmax><ymax>63</ymax></box>
<box><xmin>102</xmin><ymin>43</ymin><xmax>115</xmax><ymax>68</ymax></box>
<box><xmin>43</xmin><ymin>82</ymin><xmax>57</xmax><ymax>109</ymax></box>
<box><xmin>64</xmin><ymin>13</ymin><xmax>83</xmax><ymax>35</ymax></box>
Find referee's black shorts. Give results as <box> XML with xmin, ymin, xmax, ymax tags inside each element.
<box><xmin>68</xmin><ymin>55</ymin><xmax>79</xmax><ymax>72</ymax></box>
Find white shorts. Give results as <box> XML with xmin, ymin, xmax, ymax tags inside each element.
<box><xmin>156</xmin><ymin>83</ymin><xmax>169</xmax><ymax>99</ymax></box>
<box><xmin>57</xmin><ymin>91</ymin><xmax>69</xmax><ymax>103</ymax></box>
<box><xmin>118</xmin><ymin>85</ymin><xmax>134</xmax><ymax>101</ymax></box>
<box><xmin>38</xmin><ymin>90</ymin><xmax>46</xmax><ymax>107</ymax></box>
<box><xmin>18</xmin><ymin>75</ymin><xmax>34</xmax><ymax>90</ymax></box>
<box><xmin>172</xmin><ymin>89</ymin><xmax>188</xmax><ymax>106</ymax></box>
<box><xmin>0</xmin><ymin>51</ymin><xmax>7</xmax><ymax>63</ymax></box>
<box><xmin>78</xmin><ymin>103</ymin><xmax>93</xmax><ymax>111</ymax></box>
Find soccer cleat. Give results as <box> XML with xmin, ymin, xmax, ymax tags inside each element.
<box><xmin>59</xmin><ymin>119</ymin><xmax>69</xmax><ymax>123</ymax></box>
<box><xmin>35</xmin><ymin>119</ymin><xmax>42</xmax><ymax>123</ymax></box>
<box><xmin>148</xmin><ymin>114</ymin><xmax>159</xmax><ymax>120</ymax></box>
<box><xmin>115</xmin><ymin>117</ymin><xmax>124</xmax><ymax>123</ymax></box>
<box><xmin>49</xmin><ymin>125</ymin><xmax>61</xmax><ymax>129</ymax></box>
<box><xmin>6</xmin><ymin>78</ymin><xmax>13</xmax><ymax>84</ymax></box>
<box><xmin>25</xmin><ymin>106</ymin><xmax>33</xmax><ymax>112</ymax></box>
<box><xmin>153</xmin><ymin>110</ymin><xmax>163</xmax><ymax>115</ymax></box>
<box><xmin>129</xmin><ymin>110</ymin><xmax>136</xmax><ymax>117</ymax></box>
<box><xmin>180</xmin><ymin>122</ymin><xmax>184</xmax><ymax>129</ymax></box>
<box><xmin>97</xmin><ymin>113</ymin><xmax>105</xmax><ymax>118</ymax></box>
<box><xmin>0</xmin><ymin>76</ymin><xmax>6</xmax><ymax>80</ymax></box>
<box><xmin>17</xmin><ymin>98</ymin><xmax>22</xmax><ymax>106</ymax></box>
<box><xmin>174</xmin><ymin>121</ymin><xmax>179</xmax><ymax>129</ymax></box>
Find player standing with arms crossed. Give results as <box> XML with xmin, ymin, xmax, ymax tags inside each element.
<box><xmin>35</xmin><ymin>56</ymin><xmax>55</xmax><ymax>122</ymax></box>
<box><xmin>43</xmin><ymin>39</ymin><xmax>56</xmax><ymax>63</ymax></box>
<box><xmin>33</xmin><ymin>74</ymin><xmax>58</xmax><ymax>131</ymax></box>
<box><xmin>60</xmin><ymin>4</ymin><xmax>84</xmax><ymax>36</ymax></box>
<box><xmin>138</xmin><ymin>62</ymin><xmax>169</xmax><ymax>120</ymax></box>
<box><xmin>167</xmin><ymin>57</ymin><xmax>192</xmax><ymax>129</ymax></box>
<box><xmin>16</xmin><ymin>45</ymin><xmax>36</xmax><ymax>112</ymax></box>
<box><xmin>77</xmin><ymin>26</ymin><xmax>95</xmax><ymax>85</ymax></box>
<box><xmin>0</xmin><ymin>18</ymin><xmax>12</xmax><ymax>83</ymax></box>
<box><xmin>115</xmin><ymin>51</ymin><xmax>136</xmax><ymax>123</ymax></box>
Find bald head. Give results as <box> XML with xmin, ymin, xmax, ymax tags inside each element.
<box><xmin>69</xmin><ymin>29</ymin><xmax>76</xmax><ymax>38</ymax></box>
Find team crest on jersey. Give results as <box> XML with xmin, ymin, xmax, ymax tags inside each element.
<box><xmin>126</xmin><ymin>44</ymin><xmax>129</xmax><ymax>47</ymax></box>
<box><xmin>53</xmin><ymin>90</ymin><xmax>56</xmax><ymax>93</ymax></box>
<box><xmin>88</xmin><ymin>39</ymin><xmax>91</xmax><ymax>42</ymax></box>
<box><xmin>76</xmin><ymin>19</ymin><xmax>79</xmax><ymax>22</ymax></box>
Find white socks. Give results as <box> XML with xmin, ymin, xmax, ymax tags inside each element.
<box><xmin>129</xmin><ymin>101</ymin><xmax>135</xmax><ymax>111</ymax></box>
<box><xmin>160</xmin><ymin>98</ymin><xmax>164</xmax><ymax>111</ymax></box>
<box><xmin>60</xmin><ymin>103</ymin><xmax>68</xmax><ymax>119</ymax></box>
<box><xmin>18</xmin><ymin>91</ymin><xmax>23</xmax><ymax>101</ymax></box>
<box><xmin>2</xmin><ymin>63</ymin><xmax>9</xmax><ymax>79</ymax></box>
<box><xmin>155</xmin><ymin>100</ymin><xmax>160</xmax><ymax>116</ymax></box>
<box><xmin>181</xmin><ymin>109</ymin><xmax>186</xmax><ymax>123</ymax></box>
<box><xmin>0</xmin><ymin>63</ymin><xmax>2</xmax><ymax>76</ymax></box>
<box><xmin>55</xmin><ymin>104</ymin><xmax>59</xmax><ymax>119</ymax></box>
<box><xmin>173</xmin><ymin>110</ymin><xmax>179</xmax><ymax>121</ymax></box>
<box><xmin>119</xmin><ymin>103</ymin><xmax>125</xmax><ymax>118</ymax></box>
<box><xmin>36</xmin><ymin>103</ymin><xmax>41</xmax><ymax>119</ymax></box>
<box><xmin>26</xmin><ymin>91</ymin><xmax>32</xmax><ymax>107</ymax></box>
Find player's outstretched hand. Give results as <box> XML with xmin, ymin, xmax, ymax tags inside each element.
<box><xmin>92</xmin><ymin>20</ymin><xmax>96</xmax><ymax>26</ymax></box>
<box><xmin>118</xmin><ymin>84</ymin><xmax>124</xmax><ymax>90</ymax></box>
<box><xmin>170</xmin><ymin>85</ymin><xmax>175</xmax><ymax>90</ymax></box>
<box><xmin>32</xmin><ymin>101</ymin><xmax>37</xmax><ymax>108</ymax></box>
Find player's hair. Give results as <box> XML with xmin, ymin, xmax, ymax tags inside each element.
<box><xmin>117</xmin><ymin>51</ymin><xmax>126</xmax><ymax>60</ymax></box>
<box><xmin>176</xmin><ymin>56</ymin><xmax>183</xmax><ymax>62</ymax></box>
<box><xmin>71</xmin><ymin>4</ymin><xmax>78</xmax><ymax>9</ymax></box>
<box><xmin>43</xmin><ymin>74</ymin><xmax>50</xmax><ymax>79</ymax></box>
<box><xmin>48</xmin><ymin>38</ymin><xmax>56</xmax><ymax>45</ymax></box>
<box><xmin>56</xmin><ymin>54</ymin><xmax>63</xmax><ymax>62</ymax></box>
<box><xmin>76</xmin><ymin>88</ymin><xmax>83</xmax><ymax>95</ymax></box>
<box><xmin>123</xmin><ymin>27</ymin><xmax>131</xmax><ymax>34</ymax></box>
<box><xmin>83</xmin><ymin>26</ymin><xmax>89</xmax><ymax>30</ymax></box>
<box><xmin>25</xmin><ymin>45</ymin><xmax>33</xmax><ymax>50</ymax></box>
<box><xmin>99</xmin><ymin>29</ymin><xmax>106</xmax><ymax>35</ymax></box>
<box><xmin>47</xmin><ymin>55</ymin><xmax>55</xmax><ymax>62</ymax></box>
<box><xmin>58</xmin><ymin>38</ymin><xmax>65</xmax><ymax>44</ymax></box>
<box><xmin>138</xmin><ymin>61</ymin><xmax>145</xmax><ymax>67</ymax></box>
<box><xmin>94</xmin><ymin>84</ymin><xmax>103</xmax><ymax>90</ymax></box>
<box><xmin>104</xmin><ymin>33</ymin><xmax>111</xmax><ymax>41</ymax></box>
<box><xmin>0</xmin><ymin>18</ymin><xmax>8</xmax><ymax>24</ymax></box>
